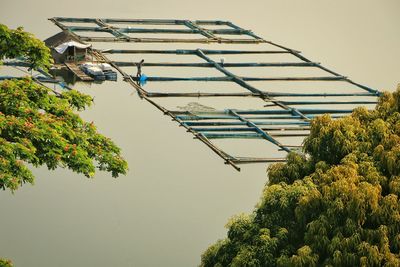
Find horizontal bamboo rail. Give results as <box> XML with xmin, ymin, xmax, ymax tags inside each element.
<box><xmin>183</xmin><ymin>121</ymin><xmax>311</xmax><ymax>126</ymax></box>
<box><xmin>68</xmin><ymin>26</ymin><xmax>257</xmax><ymax>36</ymax></box>
<box><xmin>200</xmin><ymin>132</ymin><xmax>308</xmax><ymax>139</ymax></box>
<box><xmin>172</xmin><ymin>108</ymin><xmax>354</xmax><ymax>116</ymax></box>
<box><xmin>113</xmin><ymin>61</ymin><xmax>319</xmax><ymax>67</ymax></box>
<box><xmin>191</xmin><ymin>126</ymin><xmax>310</xmax><ymax>132</ymax></box>
<box><xmin>264</xmin><ymin>100</ymin><xmax>377</xmax><ymax>106</ymax></box>
<box><xmin>176</xmin><ymin>114</ymin><xmax>344</xmax><ymax>121</ymax></box>
<box><xmin>146</xmin><ymin>92</ymin><xmax>377</xmax><ymax>98</ymax></box>
<box><xmin>131</xmin><ymin>75</ymin><xmax>346</xmax><ymax>82</ymax></box>
<box><xmin>231</xmin><ymin>157</ymin><xmax>287</xmax><ymax>164</ymax></box>
<box><xmin>53</xmin><ymin>17</ymin><xmax>234</xmax><ymax>25</ymax></box>
<box><xmin>79</xmin><ymin>36</ymin><xmax>263</xmax><ymax>44</ymax></box>
<box><xmin>102</xmin><ymin>49</ymin><xmax>291</xmax><ymax>55</ymax></box>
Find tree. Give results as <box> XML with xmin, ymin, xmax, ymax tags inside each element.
<box><xmin>201</xmin><ymin>86</ymin><xmax>400</xmax><ymax>266</ymax></box>
<box><xmin>0</xmin><ymin>22</ymin><xmax>129</xmax><ymax>267</ymax></box>
<box><xmin>0</xmin><ymin>259</ymin><xmax>12</xmax><ymax>267</ymax></box>
<box><xmin>0</xmin><ymin>23</ymin><xmax>128</xmax><ymax>192</ymax></box>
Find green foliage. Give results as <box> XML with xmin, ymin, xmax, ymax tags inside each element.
<box><xmin>0</xmin><ymin>24</ymin><xmax>52</xmax><ymax>70</ymax></box>
<box><xmin>0</xmin><ymin>24</ymin><xmax>128</xmax><ymax>192</ymax></box>
<box><xmin>201</xmin><ymin>86</ymin><xmax>400</xmax><ymax>266</ymax></box>
<box><xmin>0</xmin><ymin>259</ymin><xmax>13</xmax><ymax>267</ymax></box>
<box><xmin>0</xmin><ymin>78</ymin><xmax>128</xmax><ymax>191</ymax></box>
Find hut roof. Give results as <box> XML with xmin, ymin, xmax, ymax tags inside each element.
<box><xmin>44</xmin><ymin>31</ymin><xmax>84</xmax><ymax>48</ymax></box>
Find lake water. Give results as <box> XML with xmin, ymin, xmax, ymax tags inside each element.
<box><xmin>1</xmin><ymin>1</ymin><xmax>400</xmax><ymax>266</ymax></box>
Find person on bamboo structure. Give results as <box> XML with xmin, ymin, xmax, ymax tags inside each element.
<box><xmin>136</xmin><ymin>59</ymin><xmax>145</xmax><ymax>85</ymax></box>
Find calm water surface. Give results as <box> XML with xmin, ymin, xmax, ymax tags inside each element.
<box><xmin>1</xmin><ymin>0</ymin><xmax>400</xmax><ymax>266</ymax></box>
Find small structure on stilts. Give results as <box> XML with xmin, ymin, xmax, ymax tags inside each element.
<box><xmin>44</xmin><ymin>31</ymin><xmax>91</xmax><ymax>63</ymax></box>
<box><xmin>44</xmin><ymin>31</ymin><xmax>116</xmax><ymax>81</ymax></box>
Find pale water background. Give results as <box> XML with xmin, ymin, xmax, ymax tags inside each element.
<box><xmin>1</xmin><ymin>0</ymin><xmax>400</xmax><ymax>266</ymax></box>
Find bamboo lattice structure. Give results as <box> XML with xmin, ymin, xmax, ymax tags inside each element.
<box><xmin>47</xmin><ymin>17</ymin><xmax>381</xmax><ymax>171</ymax></box>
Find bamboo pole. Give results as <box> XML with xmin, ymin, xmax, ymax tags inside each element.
<box><xmin>191</xmin><ymin>127</ymin><xmax>310</xmax><ymax>132</ymax></box>
<box><xmin>55</xmin><ymin>17</ymin><xmax>232</xmax><ymax>26</ymax></box>
<box><xmin>200</xmin><ymin>132</ymin><xmax>308</xmax><ymax>139</ymax></box>
<box><xmin>113</xmin><ymin>61</ymin><xmax>319</xmax><ymax>67</ymax></box>
<box><xmin>130</xmin><ymin>76</ymin><xmax>345</xmax><ymax>82</ymax></box>
<box><xmin>68</xmin><ymin>25</ymin><xmax>259</xmax><ymax>35</ymax></box>
<box><xmin>77</xmin><ymin>36</ymin><xmax>263</xmax><ymax>44</ymax></box>
<box><xmin>102</xmin><ymin>49</ymin><xmax>291</xmax><ymax>55</ymax></box>
<box><xmin>171</xmin><ymin>109</ymin><xmax>354</xmax><ymax>115</ymax></box>
<box><xmin>264</xmin><ymin>100</ymin><xmax>378</xmax><ymax>106</ymax></box>
<box><xmin>176</xmin><ymin>114</ymin><xmax>344</xmax><ymax>121</ymax></box>
<box><xmin>183</xmin><ymin>121</ymin><xmax>311</xmax><ymax>126</ymax></box>
<box><xmin>146</xmin><ymin>92</ymin><xmax>377</xmax><ymax>98</ymax></box>
<box><xmin>231</xmin><ymin>157</ymin><xmax>287</xmax><ymax>164</ymax></box>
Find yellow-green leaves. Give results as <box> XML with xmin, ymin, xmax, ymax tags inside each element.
<box><xmin>0</xmin><ymin>24</ymin><xmax>52</xmax><ymax>70</ymax></box>
<box><xmin>201</xmin><ymin>85</ymin><xmax>400</xmax><ymax>266</ymax></box>
<box><xmin>0</xmin><ymin>259</ymin><xmax>13</xmax><ymax>267</ymax></box>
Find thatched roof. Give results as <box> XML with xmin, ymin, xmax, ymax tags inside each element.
<box><xmin>44</xmin><ymin>31</ymin><xmax>83</xmax><ymax>48</ymax></box>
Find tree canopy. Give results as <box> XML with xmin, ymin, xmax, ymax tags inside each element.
<box><xmin>0</xmin><ymin>259</ymin><xmax>12</xmax><ymax>267</ymax></box>
<box><xmin>0</xmin><ymin>24</ymin><xmax>52</xmax><ymax>70</ymax></box>
<box><xmin>201</xmin><ymin>86</ymin><xmax>400</xmax><ymax>266</ymax></box>
<box><xmin>0</xmin><ymin>23</ymin><xmax>128</xmax><ymax>193</ymax></box>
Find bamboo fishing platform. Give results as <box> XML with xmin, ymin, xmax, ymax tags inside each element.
<box><xmin>64</xmin><ymin>62</ymin><xmax>94</xmax><ymax>81</ymax></box>
<box><xmin>47</xmin><ymin>17</ymin><xmax>381</xmax><ymax>171</ymax></box>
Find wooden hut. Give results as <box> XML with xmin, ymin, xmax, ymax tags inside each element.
<box><xmin>44</xmin><ymin>31</ymin><xmax>91</xmax><ymax>63</ymax></box>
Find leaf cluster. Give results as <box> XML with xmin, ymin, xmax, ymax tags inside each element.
<box><xmin>201</xmin><ymin>86</ymin><xmax>400</xmax><ymax>266</ymax></box>
<box><xmin>0</xmin><ymin>259</ymin><xmax>12</xmax><ymax>267</ymax></box>
<box><xmin>0</xmin><ymin>78</ymin><xmax>128</xmax><ymax>192</ymax></box>
<box><xmin>0</xmin><ymin>24</ymin><xmax>52</xmax><ymax>70</ymax></box>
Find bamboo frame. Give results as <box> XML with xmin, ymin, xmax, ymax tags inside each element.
<box><xmin>50</xmin><ymin>17</ymin><xmax>264</xmax><ymax>44</ymax></box>
<box><xmin>48</xmin><ymin>17</ymin><xmax>382</xmax><ymax>171</ymax></box>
